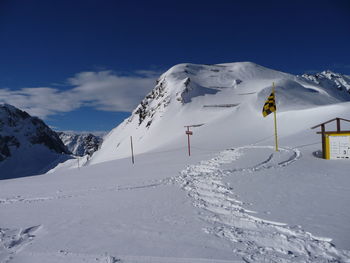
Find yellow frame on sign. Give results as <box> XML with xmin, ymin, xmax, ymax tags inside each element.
<box><xmin>324</xmin><ymin>132</ymin><xmax>350</xmax><ymax>160</ymax></box>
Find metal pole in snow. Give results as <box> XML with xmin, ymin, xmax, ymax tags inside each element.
<box><xmin>77</xmin><ymin>157</ymin><xmax>80</xmax><ymax>169</ymax></box>
<box><xmin>130</xmin><ymin>136</ymin><xmax>135</xmax><ymax>164</ymax></box>
<box><xmin>272</xmin><ymin>82</ymin><xmax>279</xmax><ymax>152</ymax></box>
<box><xmin>184</xmin><ymin>124</ymin><xmax>203</xmax><ymax>157</ymax></box>
<box><xmin>187</xmin><ymin>127</ymin><xmax>191</xmax><ymax>156</ymax></box>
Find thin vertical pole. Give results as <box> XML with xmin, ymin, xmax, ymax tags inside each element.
<box><xmin>187</xmin><ymin>127</ymin><xmax>191</xmax><ymax>156</ymax></box>
<box><xmin>273</xmin><ymin>82</ymin><xmax>279</xmax><ymax>152</ymax></box>
<box><xmin>77</xmin><ymin>157</ymin><xmax>80</xmax><ymax>169</ymax></box>
<box><xmin>321</xmin><ymin>124</ymin><xmax>326</xmax><ymax>159</ymax></box>
<box><xmin>130</xmin><ymin>136</ymin><xmax>135</xmax><ymax>164</ymax></box>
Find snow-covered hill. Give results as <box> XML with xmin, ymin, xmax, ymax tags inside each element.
<box><xmin>1</xmin><ymin>63</ymin><xmax>350</xmax><ymax>263</ymax></box>
<box><xmin>90</xmin><ymin>62</ymin><xmax>350</xmax><ymax>164</ymax></box>
<box><xmin>57</xmin><ymin>132</ymin><xmax>103</xmax><ymax>157</ymax></box>
<box><xmin>0</xmin><ymin>104</ymin><xmax>71</xmax><ymax>179</ymax></box>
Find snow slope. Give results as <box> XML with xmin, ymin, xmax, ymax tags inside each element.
<box><xmin>1</xmin><ymin>132</ymin><xmax>350</xmax><ymax>262</ymax></box>
<box><xmin>1</xmin><ymin>63</ymin><xmax>350</xmax><ymax>262</ymax></box>
<box><xmin>90</xmin><ymin>62</ymin><xmax>350</xmax><ymax>164</ymax></box>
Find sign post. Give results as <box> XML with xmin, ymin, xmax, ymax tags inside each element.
<box><xmin>185</xmin><ymin>127</ymin><xmax>193</xmax><ymax>156</ymax></box>
<box><xmin>327</xmin><ymin>135</ymin><xmax>350</xmax><ymax>159</ymax></box>
<box><xmin>311</xmin><ymin>117</ymin><xmax>350</xmax><ymax>159</ymax></box>
<box><xmin>184</xmin><ymin>124</ymin><xmax>204</xmax><ymax>157</ymax></box>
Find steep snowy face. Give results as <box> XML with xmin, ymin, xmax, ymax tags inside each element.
<box><xmin>301</xmin><ymin>71</ymin><xmax>350</xmax><ymax>93</ymax></box>
<box><xmin>130</xmin><ymin>62</ymin><xmax>292</xmax><ymax>128</ymax></box>
<box><xmin>129</xmin><ymin>63</ymin><xmax>350</xmax><ymax>130</ymax></box>
<box><xmin>0</xmin><ymin>104</ymin><xmax>70</xmax><ymax>179</ymax></box>
<box><xmin>90</xmin><ymin>62</ymin><xmax>350</xmax><ymax>164</ymax></box>
<box><xmin>57</xmin><ymin>132</ymin><xmax>103</xmax><ymax>157</ymax></box>
<box><xmin>0</xmin><ymin>104</ymin><xmax>69</xmax><ymax>161</ymax></box>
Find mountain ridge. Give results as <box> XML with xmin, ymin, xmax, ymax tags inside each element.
<box><xmin>301</xmin><ymin>70</ymin><xmax>350</xmax><ymax>93</ymax></box>
<box><xmin>57</xmin><ymin>131</ymin><xmax>103</xmax><ymax>157</ymax></box>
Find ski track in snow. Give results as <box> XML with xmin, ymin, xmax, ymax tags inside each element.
<box><xmin>20</xmin><ymin>250</ymin><xmax>122</xmax><ymax>263</ymax></box>
<box><xmin>174</xmin><ymin>146</ymin><xmax>350</xmax><ymax>263</ymax></box>
<box><xmin>14</xmin><ymin>251</ymin><xmax>243</xmax><ymax>263</ymax></box>
<box><xmin>0</xmin><ymin>225</ymin><xmax>42</xmax><ymax>263</ymax></box>
<box><xmin>2</xmin><ymin>146</ymin><xmax>350</xmax><ymax>262</ymax></box>
<box><xmin>0</xmin><ymin>183</ymin><xmax>164</xmax><ymax>205</ymax></box>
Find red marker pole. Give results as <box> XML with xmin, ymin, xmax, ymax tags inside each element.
<box><xmin>185</xmin><ymin>126</ymin><xmax>193</xmax><ymax>156</ymax></box>
<box><xmin>187</xmin><ymin>127</ymin><xmax>191</xmax><ymax>156</ymax></box>
<box><xmin>184</xmin><ymin>124</ymin><xmax>203</xmax><ymax>157</ymax></box>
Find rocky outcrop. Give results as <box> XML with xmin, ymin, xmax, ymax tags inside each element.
<box><xmin>57</xmin><ymin>132</ymin><xmax>103</xmax><ymax>157</ymax></box>
<box><xmin>0</xmin><ymin>104</ymin><xmax>69</xmax><ymax>163</ymax></box>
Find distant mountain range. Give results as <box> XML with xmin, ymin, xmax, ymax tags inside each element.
<box><xmin>0</xmin><ymin>104</ymin><xmax>104</xmax><ymax>179</ymax></box>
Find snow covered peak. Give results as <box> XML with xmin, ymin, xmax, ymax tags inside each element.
<box><xmin>57</xmin><ymin>131</ymin><xmax>103</xmax><ymax>157</ymax></box>
<box><xmin>0</xmin><ymin>104</ymin><xmax>70</xmax><ymax>179</ymax></box>
<box><xmin>128</xmin><ymin>63</ymin><xmax>350</xmax><ymax>130</ymax></box>
<box><xmin>90</xmin><ymin>62</ymin><xmax>350</xmax><ymax>165</ymax></box>
<box><xmin>301</xmin><ymin>70</ymin><xmax>350</xmax><ymax>92</ymax></box>
<box><xmin>0</xmin><ymin>104</ymin><xmax>69</xmax><ymax>154</ymax></box>
<box><xmin>164</xmin><ymin>62</ymin><xmax>291</xmax><ymax>82</ymax></box>
<box><xmin>0</xmin><ymin>103</ymin><xmax>31</xmax><ymax>122</ymax></box>
<box><xmin>130</xmin><ymin>62</ymin><xmax>294</xmax><ymax>127</ymax></box>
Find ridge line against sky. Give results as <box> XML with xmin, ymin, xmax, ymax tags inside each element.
<box><xmin>0</xmin><ymin>0</ymin><xmax>349</xmax><ymax>131</ymax></box>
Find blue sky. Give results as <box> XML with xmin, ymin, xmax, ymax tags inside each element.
<box><xmin>0</xmin><ymin>0</ymin><xmax>349</xmax><ymax>132</ymax></box>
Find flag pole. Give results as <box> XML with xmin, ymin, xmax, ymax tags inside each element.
<box><xmin>273</xmin><ymin>82</ymin><xmax>279</xmax><ymax>151</ymax></box>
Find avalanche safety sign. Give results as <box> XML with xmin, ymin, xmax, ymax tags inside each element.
<box><xmin>328</xmin><ymin>134</ymin><xmax>350</xmax><ymax>159</ymax></box>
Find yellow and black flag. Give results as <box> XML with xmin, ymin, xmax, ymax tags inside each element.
<box><xmin>262</xmin><ymin>82</ymin><xmax>279</xmax><ymax>151</ymax></box>
<box><xmin>262</xmin><ymin>90</ymin><xmax>276</xmax><ymax>117</ymax></box>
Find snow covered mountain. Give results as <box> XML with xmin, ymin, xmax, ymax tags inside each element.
<box><xmin>301</xmin><ymin>70</ymin><xmax>350</xmax><ymax>93</ymax></box>
<box><xmin>0</xmin><ymin>104</ymin><xmax>70</xmax><ymax>179</ymax></box>
<box><xmin>57</xmin><ymin>132</ymin><xmax>103</xmax><ymax>157</ymax></box>
<box><xmin>90</xmin><ymin>62</ymin><xmax>350</xmax><ymax>164</ymax></box>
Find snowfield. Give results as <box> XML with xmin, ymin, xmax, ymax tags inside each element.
<box><xmin>1</xmin><ymin>62</ymin><xmax>350</xmax><ymax>262</ymax></box>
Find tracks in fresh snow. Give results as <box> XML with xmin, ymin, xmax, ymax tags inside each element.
<box><xmin>0</xmin><ymin>182</ymin><xmax>164</xmax><ymax>205</ymax></box>
<box><xmin>175</xmin><ymin>146</ymin><xmax>350</xmax><ymax>263</ymax></box>
<box><xmin>0</xmin><ymin>225</ymin><xmax>42</xmax><ymax>263</ymax></box>
<box><xmin>10</xmin><ymin>251</ymin><xmax>241</xmax><ymax>263</ymax></box>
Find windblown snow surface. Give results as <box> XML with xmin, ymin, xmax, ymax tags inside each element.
<box><xmin>1</xmin><ymin>62</ymin><xmax>350</xmax><ymax>263</ymax></box>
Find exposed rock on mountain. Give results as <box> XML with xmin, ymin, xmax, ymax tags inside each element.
<box><xmin>57</xmin><ymin>132</ymin><xmax>103</xmax><ymax>157</ymax></box>
<box><xmin>0</xmin><ymin>104</ymin><xmax>70</xmax><ymax>179</ymax></box>
<box><xmin>301</xmin><ymin>70</ymin><xmax>350</xmax><ymax>93</ymax></box>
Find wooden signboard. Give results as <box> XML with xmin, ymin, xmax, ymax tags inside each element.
<box><xmin>311</xmin><ymin>118</ymin><xmax>350</xmax><ymax>160</ymax></box>
<box><xmin>326</xmin><ymin>133</ymin><xmax>350</xmax><ymax>159</ymax></box>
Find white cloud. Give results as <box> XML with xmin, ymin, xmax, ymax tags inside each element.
<box><xmin>0</xmin><ymin>70</ymin><xmax>159</xmax><ymax>119</ymax></box>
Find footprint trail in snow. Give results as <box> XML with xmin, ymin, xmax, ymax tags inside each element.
<box><xmin>0</xmin><ymin>225</ymin><xmax>42</xmax><ymax>263</ymax></box>
<box><xmin>175</xmin><ymin>146</ymin><xmax>350</xmax><ymax>263</ymax></box>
